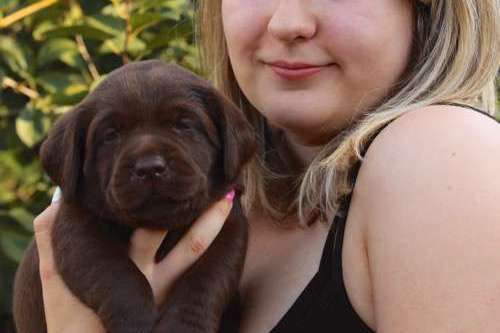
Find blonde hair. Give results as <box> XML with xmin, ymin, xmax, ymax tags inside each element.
<box><xmin>196</xmin><ymin>0</ymin><xmax>499</xmax><ymax>226</ymax></box>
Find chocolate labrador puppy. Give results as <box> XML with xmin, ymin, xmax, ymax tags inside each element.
<box><xmin>13</xmin><ymin>60</ymin><xmax>256</xmax><ymax>333</ymax></box>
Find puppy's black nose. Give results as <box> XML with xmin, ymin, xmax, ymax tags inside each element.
<box><xmin>133</xmin><ymin>155</ymin><xmax>167</xmax><ymax>180</ymax></box>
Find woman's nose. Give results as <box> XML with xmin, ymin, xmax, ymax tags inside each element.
<box><xmin>267</xmin><ymin>0</ymin><xmax>317</xmax><ymax>43</ymax></box>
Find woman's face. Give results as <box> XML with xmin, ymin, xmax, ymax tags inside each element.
<box><xmin>222</xmin><ymin>0</ymin><xmax>414</xmax><ymax>145</ymax></box>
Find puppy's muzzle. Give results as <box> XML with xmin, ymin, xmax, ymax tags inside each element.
<box><xmin>132</xmin><ymin>155</ymin><xmax>167</xmax><ymax>181</ymax></box>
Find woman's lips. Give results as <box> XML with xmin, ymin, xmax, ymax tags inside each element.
<box><xmin>268</xmin><ymin>62</ymin><xmax>333</xmax><ymax>80</ymax></box>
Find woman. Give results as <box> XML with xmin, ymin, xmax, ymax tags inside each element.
<box><xmin>32</xmin><ymin>0</ymin><xmax>500</xmax><ymax>332</ymax></box>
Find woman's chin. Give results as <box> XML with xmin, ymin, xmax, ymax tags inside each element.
<box><xmin>267</xmin><ymin>117</ymin><xmax>334</xmax><ymax>146</ymax></box>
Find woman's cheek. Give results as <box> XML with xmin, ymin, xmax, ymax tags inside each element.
<box><xmin>222</xmin><ymin>0</ymin><xmax>268</xmax><ymax>47</ymax></box>
<box><xmin>321</xmin><ymin>8</ymin><xmax>412</xmax><ymax>99</ymax></box>
<box><xmin>222</xmin><ymin>2</ymin><xmax>269</xmax><ymax>92</ymax></box>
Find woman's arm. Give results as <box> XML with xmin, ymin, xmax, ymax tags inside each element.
<box><xmin>356</xmin><ymin>105</ymin><xmax>500</xmax><ymax>332</ymax></box>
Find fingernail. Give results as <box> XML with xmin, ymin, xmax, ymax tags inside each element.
<box><xmin>225</xmin><ymin>190</ymin><xmax>235</xmax><ymax>202</ymax></box>
<box><xmin>51</xmin><ymin>187</ymin><xmax>62</xmax><ymax>203</ymax></box>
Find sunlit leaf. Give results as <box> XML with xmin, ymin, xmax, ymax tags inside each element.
<box><xmin>15</xmin><ymin>107</ymin><xmax>51</xmax><ymax>148</ymax></box>
<box><xmin>37</xmin><ymin>72</ymin><xmax>89</xmax><ymax>105</ymax></box>
<box><xmin>85</xmin><ymin>14</ymin><xmax>124</xmax><ymax>36</ymax></box>
<box><xmin>32</xmin><ymin>20</ymin><xmax>57</xmax><ymax>41</ymax></box>
<box><xmin>99</xmin><ymin>33</ymin><xmax>147</xmax><ymax>56</ymax></box>
<box><xmin>0</xmin><ymin>36</ymin><xmax>28</xmax><ymax>75</ymax></box>
<box><xmin>100</xmin><ymin>3</ymin><xmax>119</xmax><ymax>17</ymax></box>
<box><xmin>37</xmin><ymin>38</ymin><xmax>86</xmax><ymax>69</ymax></box>
<box><xmin>0</xmin><ymin>187</ymin><xmax>16</xmax><ymax>204</ymax></box>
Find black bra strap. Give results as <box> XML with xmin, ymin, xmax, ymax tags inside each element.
<box><xmin>437</xmin><ymin>102</ymin><xmax>499</xmax><ymax>122</ymax></box>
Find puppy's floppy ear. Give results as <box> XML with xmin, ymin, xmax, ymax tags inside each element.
<box><xmin>193</xmin><ymin>85</ymin><xmax>256</xmax><ymax>184</ymax></box>
<box><xmin>39</xmin><ymin>104</ymin><xmax>94</xmax><ymax>203</ymax></box>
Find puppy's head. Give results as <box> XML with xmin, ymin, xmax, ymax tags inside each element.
<box><xmin>40</xmin><ymin>60</ymin><xmax>256</xmax><ymax>229</ymax></box>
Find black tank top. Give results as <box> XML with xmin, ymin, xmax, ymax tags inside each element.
<box><xmin>268</xmin><ymin>104</ymin><xmax>499</xmax><ymax>333</ymax></box>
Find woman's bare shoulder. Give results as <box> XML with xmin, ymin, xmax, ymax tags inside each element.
<box><xmin>351</xmin><ymin>104</ymin><xmax>500</xmax><ymax>332</ymax></box>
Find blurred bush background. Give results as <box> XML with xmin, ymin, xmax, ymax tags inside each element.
<box><xmin>0</xmin><ymin>1</ymin><xmax>499</xmax><ymax>332</ymax></box>
<box><xmin>0</xmin><ymin>0</ymin><xmax>197</xmax><ymax>331</ymax></box>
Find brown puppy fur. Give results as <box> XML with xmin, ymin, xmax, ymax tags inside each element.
<box><xmin>12</xmin><ymin>60</ymin><xmax>256</xmax><ymax>333</ymax></box>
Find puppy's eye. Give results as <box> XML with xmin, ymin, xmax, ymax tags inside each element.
<box><xmin>103</xmin><ymin>128</ymin><xmax>120</xmax><ymax>144</ymax></box>
<box><xmin>173</xmin><ymin>118</ymin><xmax>192</xmax><ymax>132</ymax></box>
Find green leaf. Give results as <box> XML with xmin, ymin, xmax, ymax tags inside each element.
<box><xmin>0</xmin><ymin>172</ymin><xmax>17</xmax><ymax>203</ymax></box>
<box><xmin>133</xmin><ymin>0</ymin><xmax>174</xmax><ymax>13</ymax></box>
<box><xmin>8</xmin><ymin>207</ymin><xmax>34</xmax><ymax>233</ymax></box>
<box><xmin>37</xmin><ymin>72</ymin><xmax>89</xmax><ymax>105</ymax></box>
<box><xmin>147</xmin><ymin>19</ymin><xmax>194</xmax><ymax>49</ymax></box>
<box><xmin>0</xmin><ymin>36</ymin><xmax>28</xmax><ymax>75</ymax></box>
<box><xmin>85</xmin><ymin>14</ymin><xmax>124</xmax><ymax>37</ymax></box>
<box><xmin>37</xmin><ymin>72</ymin><xmax>73</xmax><ymax>93</ymax></box>
<box><xmin>37</xmin><ymin>38</ymin><xmax>86</xmax><ymax>69</ymax></box>
<box><xmin>99</xmin><ymin>33</ymin><xmax>147</xmax><ymax>57</ymax></box>
<box><xmin>0</xmin><ymin>108</ymin><xmax>23</xmax><ymax>150</ymax></box>
<box><xmin>0</xmin><ymin>188</ymin><xmax>16</xmax><ymax>204</ymax></box>
<box><xmin>158</xmin><ymin>38</ymin><xmax>195</xmax><ymax>65</ymax></box>
<box><xmin>131</xmin><ymin>12</ymin><xmax>160</xmax><ymax>31</ymax></box>
<box><xmin>0</xmin><ymin>104</ymin><xmax>8</xmax><ymax>117</ymax></box>
<box><xmin>100</xmin><ymin>3</ymin><xmax>120</xmax><ymax>17</ymax></box>
<box><xmin>15</xmin><ymin>107</ymin><xmax>51</xmax><ymax>148</ymax></box>
<box><xmin>41</xmin><ymin>25</ymin><xmax>114</xmax><ymax>41</ymax></box>
<box><xmin>0</xmin><ymin>229</ymin><xmax>30</xmax><ymax>263</ymax></box>
<box><xmin>0</xmin><ymin>37</ymin><xmax>35</xmax><ymax>87</ymax></box>
<box><xmin>0</xmin><ymin>150</ymin><xmax>23</xmax><ymax>180</ymax></box>
<box><xmin>32</xmin><ymin>20</ymin><xmax>57</xmax><ymax>41</ymax></box>
<box><xmin>130</xmin><ymin>12</ymin><xmax>177</xmax><ymax>33</ymax></box>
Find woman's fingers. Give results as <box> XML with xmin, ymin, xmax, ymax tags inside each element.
<box><xmin>33</xmin><ymin>202</ymin><xmax>60</xmax><ymax>283</ymax></box>
<box><xmin>150</xmin><ymin>192</ymin><xmax>234</xmax><ymax>305</ymax></box>
<box><xmin>129</xmin><ymin>228</ymin><xmax>168</xmax><ymax>276</ymax></box>
<box><xmin>33</xmin><ymin>202</ymin><xmax>105</xmax><ymax>332</ymax></box>
<box><xmin>173</xmin><ymin>194</ymin><xmax>234</xmax><ymax>262</ymax></box>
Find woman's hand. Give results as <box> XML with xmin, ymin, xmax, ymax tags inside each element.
<box><xmin>34</xmin><ymin>191</ymin><xmax>234</xmax><ymax>333</ymax></box>
<box><xmin>129</xmin><ymin>192</ymin><xmax>235</xmax><ymax>306</ymax></box>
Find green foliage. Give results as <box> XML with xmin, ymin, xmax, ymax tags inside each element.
<box><xmin>0</xmin><ymin>1</ymin><xmax>198</xmax><ymax>330</ymax></box>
